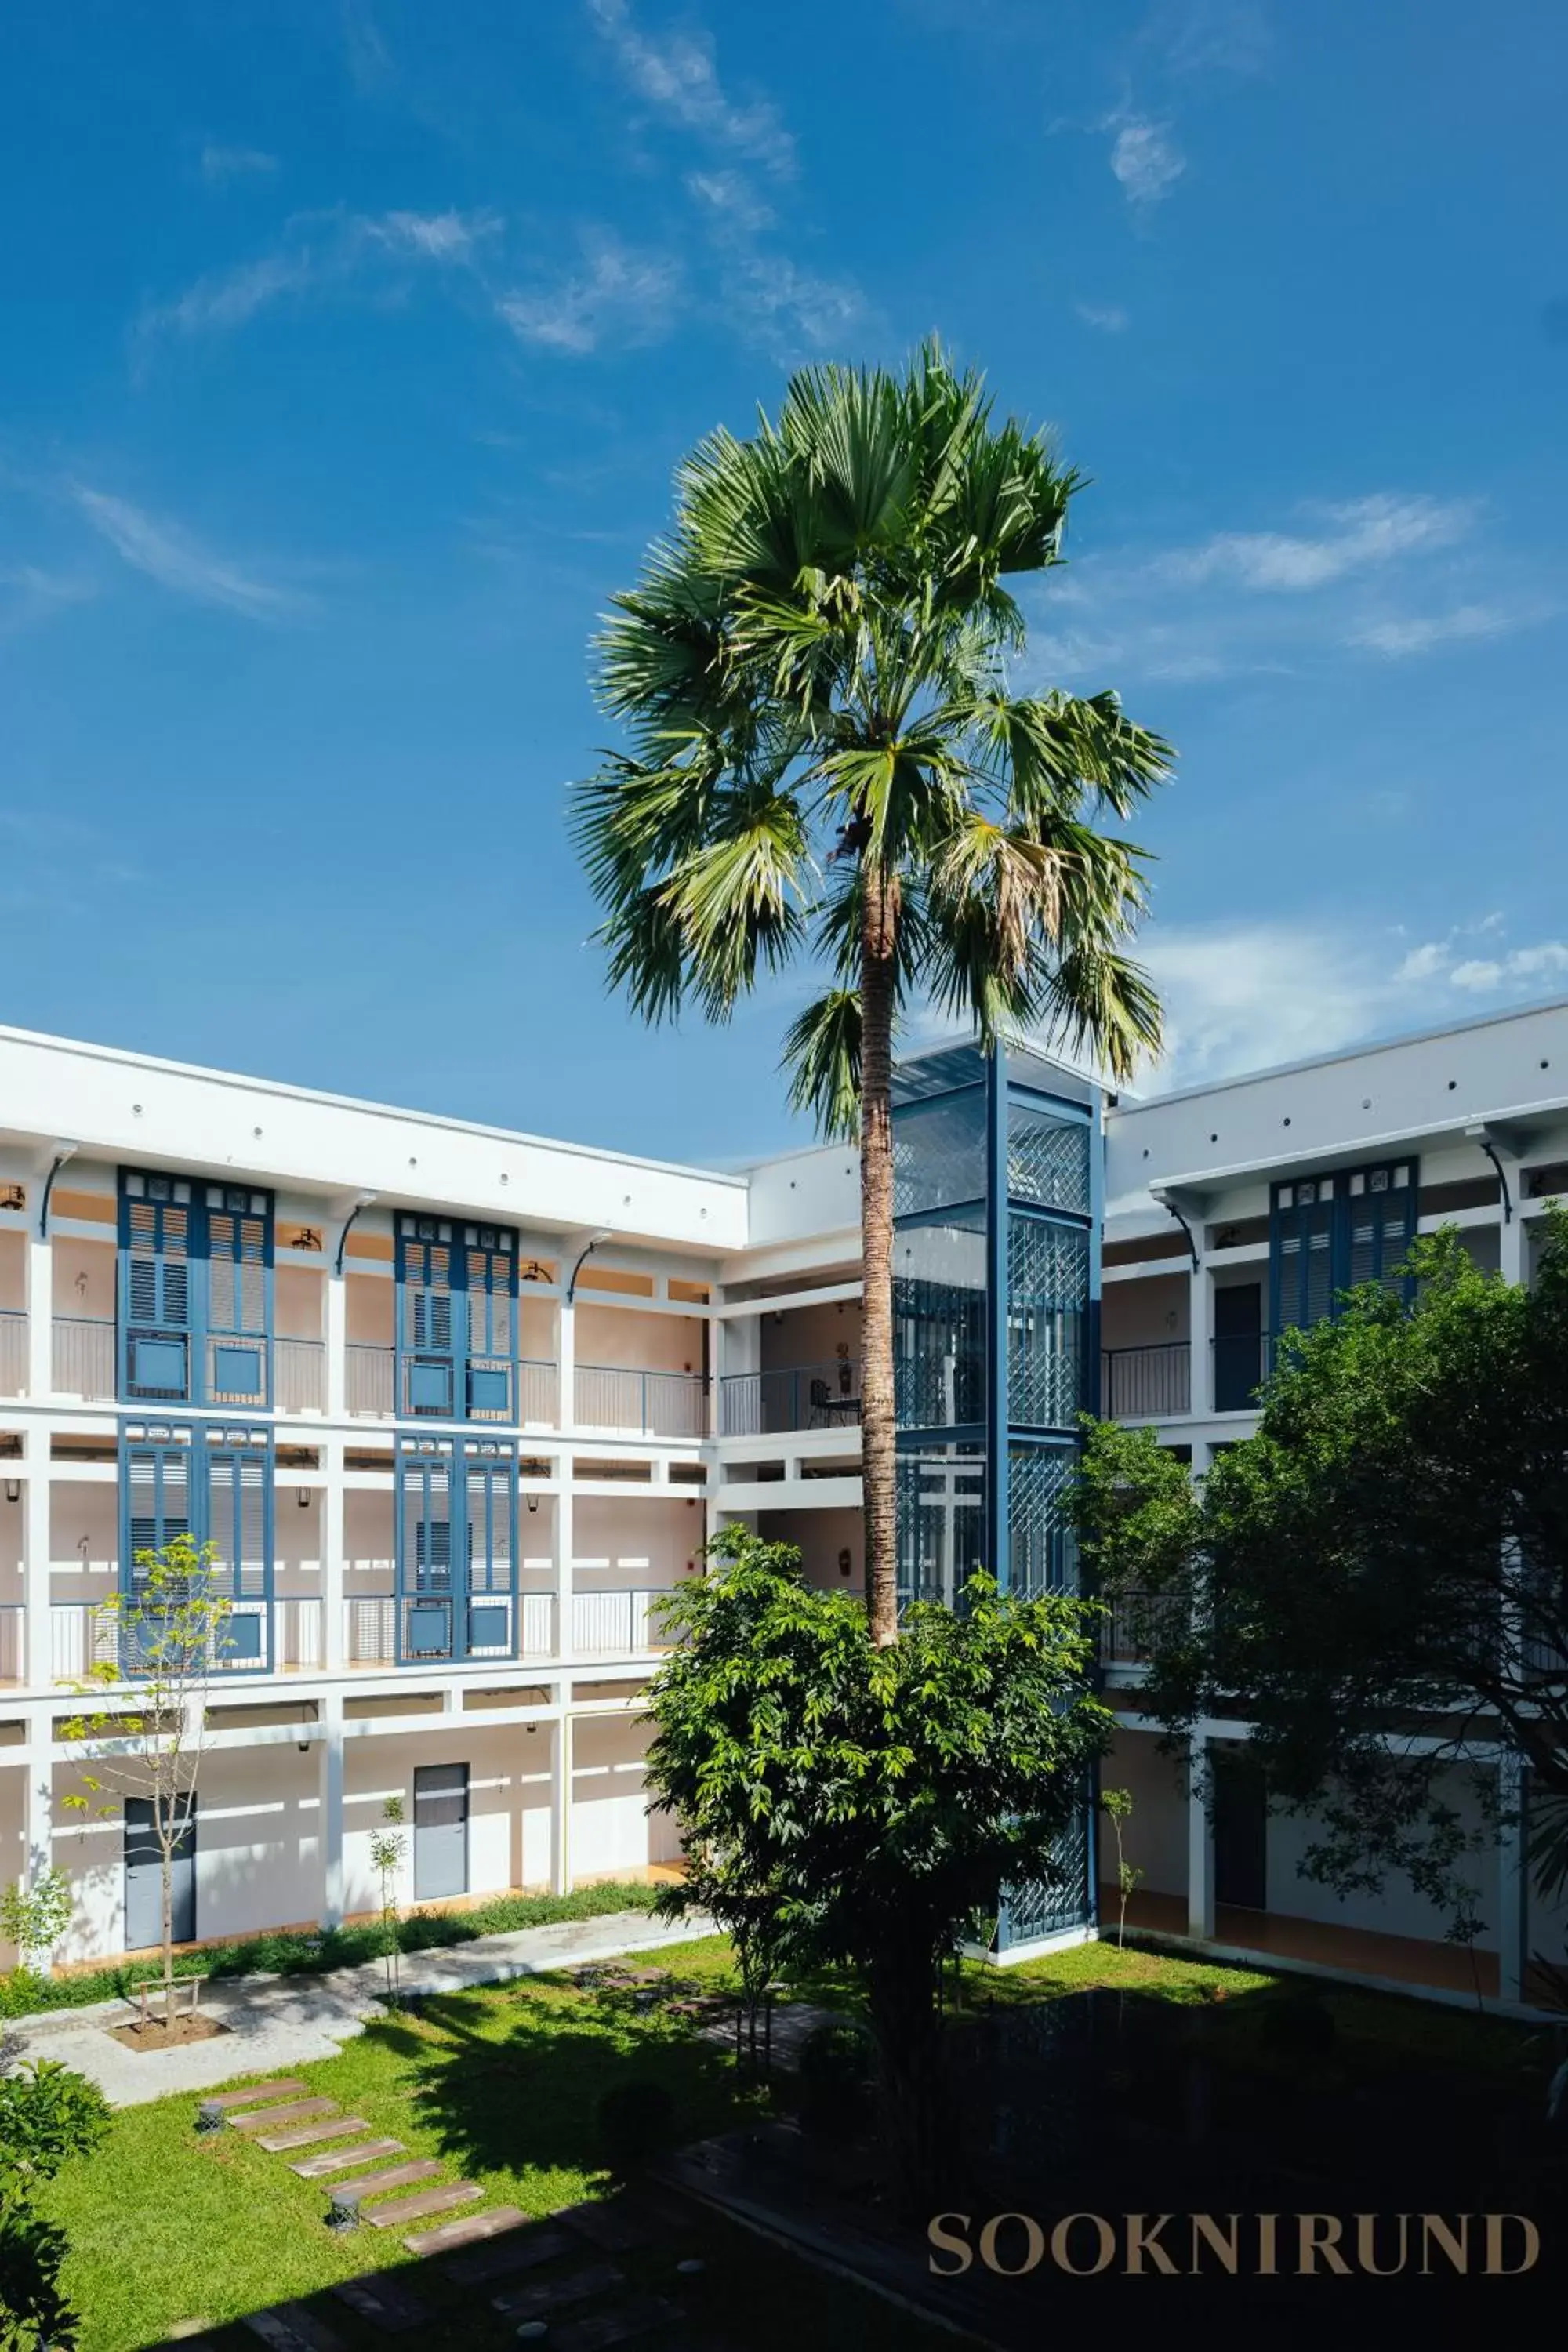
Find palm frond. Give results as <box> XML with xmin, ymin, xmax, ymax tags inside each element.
<box><xmin>783</xmin><ymin>989</ymin><xmax>862</xmax><ymax>1141</ymax></box>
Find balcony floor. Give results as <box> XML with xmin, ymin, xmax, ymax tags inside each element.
<box><xmin>1105</xmin><ymin>1885</ymin><xmax>1512</xmax><ymax>1999</ymax></box>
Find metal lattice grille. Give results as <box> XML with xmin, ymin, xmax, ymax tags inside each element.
<box><xmin>1004</xmin><ymin>1806</ymin><xmax>1091</xmax><ymax>1944</ymax></box>
<box><xmin>1007</xmin><ymin>1105</ymin><xmax>1091</xmax><ymax>1215</ymax></box>
<box><xmin>1007</xmin><ymin>1215</ymin><xmax>1089</xmax><ymax>1427</ymax></box>
<box><xmin>892</xmin><ymin>1086</ymin><xmax>987</xmax><ymax>1217</ymax></box>
<box><xmin>1007</xmin><ymin>1443</ymin><xmax>1077</xmax><ymax>1599</ymax></box>
<box><xmin>896</xmin><ymin>1446</ymin><xmax>986</xmax><ymax>1613</ymax></box>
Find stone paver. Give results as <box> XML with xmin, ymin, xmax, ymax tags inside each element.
<box><xmin>325</xmin><ymin>2158</ymin><xmax>441</xmax><ymax>2203</ymax></box>
<box><xmin>241</xmin><ymin>2306</ymin><xmax>344</xmax><ymax>2352</ymax></box>
<box><xmin>365</xmin><ymin>2181</ymin><xmax>482</xmax><ymax>2229</ymax></box>
<box><xmin>554</xmin><ymin>2298</ymin><xmax>680</xmax><ymax>2352</ymax></box>
<box><xmin>557</xmin><ymin>2197</ymin><xmax>656</xmax><ymax>2252</ymax></box>
<box><xmin>205</xmin><ymin>2078</ymin><xmax>308</xmax><ymax>2109</ymax></box>
<box><xmin>436</xmin><ymin>2212</ymin><xmax>566</xmax><ymax>2280</ymax></box>
<box><xmin>328</xmin><ymin>2274</ymin><xmax>431</xmax><ymax>2334</ymax></box>
<box><xmin>493</xmin><ymin>2262</ymin><xmax>624</xmax><ymax>2319</ymax></box>
<box><xmin>9</xmin><ymin>1909</ymin><xmax>713</xmax><ymax>2107</ymax></box>
<box><xmin>255</xmin><ymin>2114</ymin><xmax>372</xmax><ymax>2153</ymax></box>
<box><xmin>290</xmin><ymin>2137</ymin><xmax>406</xmax><ymax>2180</ymax></box>
<box><xmin>230</xmin><ymin>2098</ymin><xmax>339</xmax><ymax>2136</ymax></box>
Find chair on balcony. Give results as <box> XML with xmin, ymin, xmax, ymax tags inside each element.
<box><xmin>809</xmin><ymin>1377</ymin><xmax>862</xmax><ymax>1428</ymax></box>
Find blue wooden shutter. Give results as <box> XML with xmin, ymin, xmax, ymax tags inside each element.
<box><xmin>205</xmin><ymin>1188</ymin><xmax>272</xmax><ymax>1405</ymax></box>
<box><xmin>120</xmin><ymin>1174</ymin><xmax>194</xmax><ymax>1400</ymax></box>
<box><xmin>122</xmin><ymin>1426</ymin><xmax>193</xmax><ymax>1573</ymax></box>
<box><xmin>397</xmin><ymin>1443</ymin><xmax>455</xmax><ymax>1658</ymax></box>
<box><xmin>1271</xmin><ymin>1178</ymin><xmax>1338</xmax><ymax>1332</ymax></box>
<box><xmin>1345</xmin><ymin>1161</ymin><xmax>1417</xmax><ymax>1293</ymax></box>
<box><xmin>205</xmin><ymin>1428</ymin><xmax>272</xmax><ymax>1668</ymax></box>
<box><xmin>463</xmin><ymin>1443</ymin><xmax>516</xmax><ymax>1656</ymax></box>
<box><xmin>463</xmin><ymin>1225</ymin><xmax>517</xmax><ymax>1421</ymax></box>
<box><xmin>397</xmin><ymin>1219</ymin><xmax>459</xmax><ymax>1417</ymax></box>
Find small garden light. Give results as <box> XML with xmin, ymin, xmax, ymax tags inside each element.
<box><xmin>194</xmin><ymin>2100</ymin><xmax>225</xmax><ymax>2134</ymax></box>
<box><xmin>325</xmin><ymin>2187</ymin><xmax>360</xmax><ymax>2232</ymax></box>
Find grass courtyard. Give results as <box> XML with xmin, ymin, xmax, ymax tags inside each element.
<box><xmin>34</xmin><ymin>1933</ymin><xmax>1560</xmax><ymax>2351</ymax></box>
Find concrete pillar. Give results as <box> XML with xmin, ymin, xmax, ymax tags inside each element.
<box><xmin>318</xmin><ymin>1694</ymin><xmax>345</xmax><ymax>1929</ymax></box>
<box><xmin>25</xmin><ymin>1231</ymin><xmax>52</xmax><ymax>1400</ymax></box>
<box><xmin>1187</xmin><ymin>1249</ymin><xmax>1212</xmax><ymax>1417</ymax></box>
<box><xmin>556</xmin><ymin>1481</ymin><xmax>574</xmax><ymax>1663</ymax></box>
<box><xmin>24</xmin><ymin>1436</ymin><xmax>50</xmax><ymax>1685</ymax></box>
<box><xmin>21</xmin><ymin>1708</ymin><xmax>55</xmax><ymax>1973</ymax></box>
<box><xmin>551</xmin><ymin>1705</ymin><xmax>572</xmax><ymax>1896</ymax></box>
<box><xmin>558</xmin><ymin>1294</ymin><xmax>576</xmax><ymax>1434</ymax></box>
<box><xmin>325</xmin><ymin>1261</ymin><xmax>347</xmax><ymax>1418</ymax></box>
<box><xmin>1496</xmin><ymin>1155</ymin><xmax>1526</xmax><ymax>1290</ymax></box>
<box><xmin>1186</xmin><ymin>1733</ymin><xmax>1215</xmax><ymax>1940</ymax></box>
<box><xmin>321</xmin><ymin>1435</ymin><xmax>346</xmax><ymax>1672</ymax></box>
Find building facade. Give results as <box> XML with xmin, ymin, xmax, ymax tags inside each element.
<box><xmin>0</xmin><ymin>1006</ymin><xmax>1563</xmax><ymax>2005</ymax></box>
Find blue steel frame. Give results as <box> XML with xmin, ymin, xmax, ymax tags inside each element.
<box><xmin>117</xmin><ymin>1417</ymin><xmax>276</xmax><ymax>1675</ymax></box>
<box><xmin>394</xmin><ymin>1436</ymin><xmax>519</xmax><ymax>1664</ymax></box>
<box><xmin>1268</xmin><ymin>1156</ymin><xmax>1421</xmax><ymax>1336</ymax></box>
<box><xmin>394</xmin><ymin>1215</ymin><xmax>521</xmax><ymax>1424</ymax></box>
<box><xmin>117</xmin><ymin>1171</ymin><xmax>275</xmax><ymax>1411</ymax></box>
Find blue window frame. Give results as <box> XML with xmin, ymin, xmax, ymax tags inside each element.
<box><xmin>119</xmin><ymin>1419</ymin><xmax>274</xmax><ymax>1674</ymax></box>
<box><xmin>395</xmin><ymin>1217</ymin><xmax>520</xmax><ymax>1424</ymax></box>
<box><xmin>1269</xmin><ymin>1158</ymin><xmax>1419</xmax><ymax>1334</ymax></box>
<box><xmin>394</xmin><ymin>1437</ymin><xmax>517</xmax><ymax>1663</ymax></box>
<box><xmin>118</xmin><ymin>1172</ymin><xmax>273</xmax><ymax>1409</ymax></box>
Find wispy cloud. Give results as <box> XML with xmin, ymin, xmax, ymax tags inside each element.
<box><xmin>1108</xmin><ymin>116</ymin><xmax>1185</xmax><ymax>206</ymax></box>
<box><xmin>587</xmin><ymin>0</ymin><xmax>795</xmax><ymax>177</ymax></box>
<box><xmin>1142</xmin><ymin>0</ymin><xmax>1272</xmax><ymax>82</ymax></box>
<box><xmin>496</xmin><ymin>234</ymin><xmax>681</xmax><ymax>354</ymax></box>
<box><xmin>1163</xmin><ymin>494</ymin><xmax>1475</xmax><ymax>592</ymax></box>
<box><xmin>1131</xmin><ymin>912</ymin><xmax>1568</xmax><ymax>1094</ymax></box>
<box><xmin>1075</xmin><ymin>299</ymin><xmax>1129</xmax><ymax>333</ymax></box>
<box><xmin>71</xmin><ymin>488</ymin><xmax>310</xmax><ymax>621</ymax></box>
<box><xmin>1349</xmin><ymin>600</ymin><xmax>1557</xmax><ymax>659</ymax></box>
<box><xmin>200</xmin><ymin>142</ymin><xmax>278</xmax><ymax>184</ymax></box>
<box><xmin>135</xmin><ymin>208</ymin><xmax>496</xmax><ymax>353</ymax></box>
<box><xmin>0</xmin><ymin>564</ymin><xmax>98</xmax><ymax>635</ymax></box>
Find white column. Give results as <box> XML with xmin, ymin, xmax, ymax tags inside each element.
<box><xmin>1187</xmin><ymin>1247</ymin><xmax>1212</xmax><ymax>1417</ymax></box>
<box><xmin>325</xmin><ymin>1258</ymin><xmax>347</xmax><ymax>1418</ymax></box>
<box><xmin>550</xmin><ymin>1704</ymin><xmax>572</xmax><ymax>1896</ymax></box>
<box><xmin>1497</xmin><ymin>1161</ymin><xmax>1526</xmax><ymax>1290</ymax></box>
<box><xmin>21</xmin><ymin>1707</ymin><xmax>54</xmax><ymax>1973</ymax></box>
<box><xmin>25</xmin><ymin>1229</ymin><xmax>52</xmax><ymax>1400</ymax></box>
<box><xmin>318</xmin><ymin>1693</ymin><xmax>345</xmax><ymax>1929</ymax></box>
<box><xmin>1497</xmin><ymin>1751</ymin><xmax>1527</xmax><ymax>2005</ymax></box>
<box><xmin>1186</xmin><ymin>1733</ymin><xmax>1215</xmax><ymax>1940</ymax></box>
<box><xmin>24</xmin><ymin>1436</ymin><xmax>50</xmax><ymax>1686</ymax></box>
<box><xmin>556</xmin><ymin>1479</ymin><xmax>575</xmax><ymax>1663</ymax></box>
<box><xmin>557</xmin><ymin>1291</ymin><xmax>576</xmax><ymax>1432</ymax></box>
<box><xmin>321</xmin><ymin>1436</ymin><xmax>346</xmax><ymax>1671</ymax></box>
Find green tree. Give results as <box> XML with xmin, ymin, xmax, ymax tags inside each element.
<box><xmin>368</xmin><ymin>1795</ymin><xmax>407</xmax><ymax>2009</ymax></box>
<box><xmin>573</xmin><ymin>343</ymin><xmax>1171</xmax><ymax>1644</ymax></box>
<box><xmin>0</xmin><ymin>2057</ymin><xmax>108</xmax><ymax>2352</ymax></box>
<box><xmin>0</xmin><ymin>1874</ymin><xmax>72</xmax><ymax>1981</ymax></box>
<box><xmin>1098</xmin><ymin>1785</ymin><xmax>1143</xmax><ymax>1949</ymax></box>
<box><xmin>1073</xmin><ymin>1221</ymin><xmax>1568</xmax><ymax>1955</ymax></box>
<box><xmin>60</xmin><ymin>1535</ymin><xmax>236</xmax><ymax>2027</ymax></box>
<box><xmin>645</xmin><ymin>1527</ymin><xmax>1110</xmax><ymax>2207</ymax></box>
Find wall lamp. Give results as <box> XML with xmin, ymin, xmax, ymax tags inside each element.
<box><xmin>297</xmin><ymin>1488</ymin><xmax>311</xmax><ymax>1510</ymax></box>
<box><xmin>525</xmin><ymin>1493</ymin><xmax>539</xmax><ymax>1515</ymax></box>
<box><xmin>2</xmin><ymin>1480</ymin><xmax>18</xmax><ymax>1505</ymax></box>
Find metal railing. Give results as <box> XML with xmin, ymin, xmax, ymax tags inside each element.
<box><xmin>1100</xmin><ymin>1341</ymin><xmax>1191</xmax><ymax>1420</ymax></box>
<box><xmin>1100</xmin><ymin>1590</ymin><xmax>1185</xmax><ymax>1667</ymax></box>
<box><xmin>51</xmin><ymin>1316</ymin><xmax>116</xmax><ymax>1399</ymax></box>
<box><xmin>0</xmin><ymin>1310</ymin><xmax>25</xmax><ymax>1397</ymax></box>
<box><xmin>572</xmin><ymin>1586</ymin><xmax>671</xmax><ymax>1658</ymax></box>
<box><xmin>274</xmin><ymin>1597</ymin><xmax>324</xmax><ymax>1670</ymax></box>
<box><xmin>276</xmin><ymin>1337</ymin><xmax>326</xmax><ymax>1414</ymax></box>
<box><xmin>720</xmin><ymin>1359</ymin><xmax>862</xmax><ymax>1437</ymax></box>
<box><xmin>0</xmin><ymin>1606</ymin><xmax>23</xmax><ymax>1682</ymax></box>
<box><xmin>50</xmin><ymin>1602</ymin><xmax>120</xmax><ymax>1682</ymax></box>
<box><xmin>346</xmin><ymin>1343</ymin><xmax>395</xmax><ymax>1417</ymax></box>
<box><xmin>517</xmin><ymin>1359</ymin><xmax>559</xmax><ymax>1425</ymax></box>
<box><xmin>345</xmin><ymin>1589</ymin><xmax>555</xmax><ymax>1666</ymax></box>
<box><xmin>574</xmin><ymin>1364</ymin><xmax>706</xmax><ymax>1439</ymax></box>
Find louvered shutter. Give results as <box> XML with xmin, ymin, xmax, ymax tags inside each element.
<box><xmin>205</xmin><ymin>1429</ymin><xmax>271</xmax><ymax>1666</ymax></box>
<box><xmin>464</xmin><ymin>1447</ymin><xmax>516</xmax><ymax>1655</ymax></box>
<box><xmin>124</xmin><ymin>1432</ymin><xmax>192</xmax><ymax>1570</ymax></box>
<box><xmin>122</xmin><ymin>1177</ymin><xmax>194</xmax><ymax>1399</ymax></box>
<box><xmin>464</xmin><ymin>1227</ymin><xmax>517</xmax><ymax>1419</ymax></box>
<box><xmin>206</xmin><ymin>1189</ymin><xmax>271</xmax><ymax>1404</ymax></box>
<box><xmin>1345</xmin><ymin>1163</ymin><xmax>1416</xmax><ymax>1292</ymax></box>
<box><xmin>397</xmin><ymin>1443</ymin><xmax>455</xmax><ymax>1658</ymax></box>
<box><xmin>397</xmin><ymin>1221</ymin><xmax>459</xmax><ymax>1416</ymax></box>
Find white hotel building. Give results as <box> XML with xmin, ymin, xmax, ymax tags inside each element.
<box><xmin>0</xmin><ymin>1005</ymin><xmax>1563</xmax><ymax>2006</ymax></box>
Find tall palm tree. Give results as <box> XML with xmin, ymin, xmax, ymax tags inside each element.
<box><xmin>572</xmin><ymin>342</ymin><xmax>1172</xmax><ymax>1646</ymax></box>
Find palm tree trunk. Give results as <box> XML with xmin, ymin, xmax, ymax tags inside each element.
<box><xmin>860</xmin><ymin>861</ymin><xmax>899</xmax><ymax>1646</ymax></box>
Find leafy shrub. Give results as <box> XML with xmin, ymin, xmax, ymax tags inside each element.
<box><xmin>597</xmin><ymin>2078</ymin><xmax>675</xmax><ymax>2170</ymax></box>
<box><xmin>796</xmin><ymin>2020</ymin><xmax>876</xmax><ymax>2140</ymax></box>
<box><xmin>0</xmin><ymin>2196</ymin><xmax>77</xmax><ymax>2352</ymax></box>
<box><xmin>0</xmin><ymin>2060</ymin><xmax>111</xmax><ymax>2183</ymax></box>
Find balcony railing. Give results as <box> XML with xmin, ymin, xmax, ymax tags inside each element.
<box><xmin>1100</xmin><ymin>1589</ymin><xmax>1185</xmax><ymax>1667</ymax></box>
<box><xmin>50</xmin><ymin>1602</ymin><xmax>120</xmax><ymax>1682</ymax></box>
<box><xmin>0</xmin><ymin>1606</ymin><xmax>22</xmax><ymax>1682</ymax></box>
<box><xmin>574</xmin><ymin>1364</ymin><xmax>706</xmax><ymax>1439</ymax></box>
<box><xmin>720</xmin><ymin>1359</ymin><xmax>863</xmax><ymax>1437</ymax></box>
<box><xmin>274</xmin><ymin>1596</ymin><xmax>324</xmax><ymax>1670</ymax></box>
<box><xmin>1100</xmin><ymin>1341</ymin><xmax>1190</xmax><ymax>1420</ymax></box>
<box><xmin>572</xmin><ymin>1587</ymin><xmax>672</xmax><ymax>1658</ymax></box>
<box><xmin>52</xmin><ymin>1316</ymin><xmax>116</xmax><ymax>1400</ymax></box>
<box><xmin>276</xmin><ymin>1337</ymin><xmax>326</xmax><ymax>1415</ymax></box>
<box><xmin>345</xmin><ymin>1590</ymin><xmax>554</xmax><ymax>1667</ymax></box>
<box><xmin>0</xmin><ymin>1310</ymin><xmax>24</xmax><ymax>1397</ymax></box>
<box><xmin>346</xmin><ymin>1343</ymin><xmax>395</xmax><ymax>1417</ymax></box>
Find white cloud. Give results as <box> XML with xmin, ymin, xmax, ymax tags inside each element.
<box><xmin>1349</xmin><ymin>601</ymin><xmax>1554</xmax><ymax>658</ymax></box>
<box><xmin>72</xmin><ymin>488</ymin><xmax>309</xmax><ymax>621</ymax></box>
<box><xmin>587</xmin><ymin>0</ymin><xmax>795</xmax><ymax>176</ymax></box>
<box><xmin>142</xmin><ymin>249</ymin><xmax>317</xmax><ymax>340</ymax></box>
<box><xmin>1164</xmin><ymin>493</ymin><xmax>1475</xmax><ymax>593</ymax></box>
<box><xmin>367</xmin><ymin>209</ymin><xmax>499</xmax><ymax>262</ymax></box>
<box><xmin>684</xmin><ymin>169</ymin><xmax>775</xmax><ymax>234</ymax></box>
<box><xmin>719</xmin><ymin>250</ymin><xmax>863</xmax><ymax>359</ymax></box>
<box><xmin>200</xmin><ymin>143</ymin><xmax>278</xmax><ymax>183</ymax></box>
<box><xmin>496</xmin><ymin>235</ymin><xmax>681</xmax><ymax>354</ymax></box>
<box><xmin>1075</xmin><ymin>299</ymin><xmax>1129</xmax><ymax>332</ymax></box>
<box><xmin>0</xmin><ymin>564</ymin><xmax>97</xmax><ymax>634</ymax></box>
<box><xmin>1109</xmin><ymin>118</ymin><xmax>1185</xmax><ymax>206</ymax></box>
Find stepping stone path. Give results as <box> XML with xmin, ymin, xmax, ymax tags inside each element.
<box><xmin>557</xmin><ymin>2196</ymin><xmax>656</xmax><ymax>2252</ymax></box>
<box><xmin>439</xmin><ymin>2216</ymin><xmax>572</xmax><ymax>2284</ymax></box>
<box><xmin>205</xmin><ymin>2079</ymin><xmax>309</xmax><ymax>2109</ymax></box>
<box><xmin>256</xmin><ymin>2116</ymin><xmax>373</xmax><ymax>2154</ymax></box>
<box><xmin>289</xmin><ymin>2137</ymin><xmax>406</xmax><ymax>2180</ymax></box>
<box><xmin>405</xmin><ymin>2204</ymin><xmax>530</xmax><ymax>2259</ymax></box>
<box><xmin>366</xmin><ymin>2182</ymin><xmax>484</xmax><ymax>2230</ymax></box>
<box><xmin>327</xmin><ymin>2274</ymin><xmax>431</xmax><ymax>2335</ymax></box>
<box><xmin>493</xmin><ymin>2261</ymin><xmax>625</xmax><ymax>2319</ymax></box>
<box><xmin>241</xmin><ymin>2306</ymin><xmax>344</xmax><ymax>2352</ymax></box>
<box><xmin>230</xmin><ymin>2099</ymin><xmax>339</xmax><ymax>2136</ymax></box>
<box><xmin>325</xmin><ymin>2158</ymin><xmax>442</xmax><ymax>2205</ymax></box>
<box><xmin>554</xmin><ymin>2296</ymin><xmax>679</xmax><ymax>2352</ymax></box>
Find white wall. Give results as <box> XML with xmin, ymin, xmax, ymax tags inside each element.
<box><xmin>1102</xmin><ymin>1728</ymin><xmax>1188</xmax><ymax>1898</ymax></box>
<box><xmin>573</xmin><ymin>1495</ymin><xmax>703</xmax><ymax>1592</ymax></box>
<box><xmin>1265</xmin><ymin>1764</ymin><xmax>1501</xmax><ymax>1951</ymax></box>
<box><xmin>343</xmin><ymin>1722</ymin><xmax>552</xmax><ymax>1915</ymax></box>
<box><xmin>571</xmin><ymin>1714</ymin><xmax>677</xmax><ymax>1881</ymax></box>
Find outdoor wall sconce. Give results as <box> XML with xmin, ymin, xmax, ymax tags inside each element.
<box><xmin>2</xmin><ymin>1480</ymin><xmax>17</xmax><ymax>1505</ymax></box>
<box><xmin>525</xmin><ymin>1493</ymin><xmax>539</xmax><ymax>1514</ymax></box>
<box><xmin>297</xmin><ymin>1488</ymin><xmax>311</xmax><ymax>1509</ymax></box>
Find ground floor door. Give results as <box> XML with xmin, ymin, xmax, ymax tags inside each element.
<box><xmin>1213</xmin><ymin>1282</ymin><xmax>1264</xmax><ymax>1412</ymax></box>
<box><xmin>1212</xmin><ymin>1748</ymin><xmax>1268</xmax><ymax>1911</ymax></box>
<box><xmin>124</xmin><ymin>1796</ymin><xmax>197</xmax><ymax>1951</ymax></box>
<box><xmin>413</xmin><ymin>1762</ymin><xmax>469</xmax><ymax>1901</ymax></box>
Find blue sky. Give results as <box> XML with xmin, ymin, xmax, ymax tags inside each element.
<box><xmin>3</xmin><ymin>0</ymin><xmax>1566</xmax><ymax>1165</ymax></box>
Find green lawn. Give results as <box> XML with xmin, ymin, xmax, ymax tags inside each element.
<box><xmin>37</xmin><ymin>1933</ymin><xmax>1552</xmax><ymax>2352</ymax></box>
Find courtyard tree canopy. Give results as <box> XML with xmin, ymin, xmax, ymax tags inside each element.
<box><xmin>1073</xmin><ymin>1222</ymin><xmax>1568</xmax><ymax>1950</ymax></box>
<box><xmin>644</xmin><ymin>1526</ymin><xmax>1112</xmax><ymax>2208</ymax></box>
<box><xmin>572</xmin><ymin>340</ymin><xmax>1171</xmax><ymax>1646</ymax></box>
